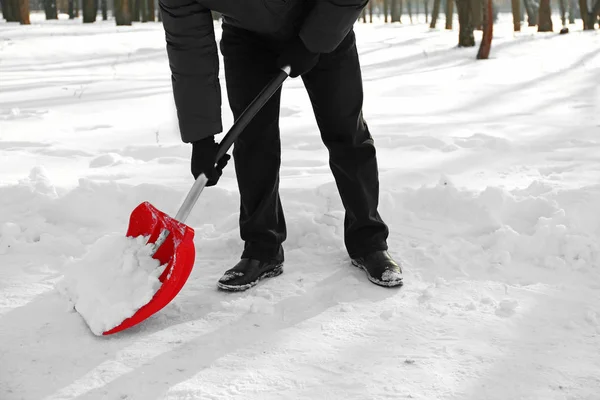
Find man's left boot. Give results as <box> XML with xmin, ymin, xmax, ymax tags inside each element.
<box><xmin>351</xmin><ymin>250</ymin><xmax>403</xmax><ymax>288</ymax></box>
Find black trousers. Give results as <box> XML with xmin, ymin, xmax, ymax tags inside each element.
<box><xmin>220</xmin><ymin>24</ymin><xmax>389</xmax><ymax>262</ymax></box>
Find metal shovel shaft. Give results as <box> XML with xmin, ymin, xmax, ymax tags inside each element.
<box><xmin>150</xmin><ymin>66</ymin><xmax>291</xmax><ymax>256</ymax></box>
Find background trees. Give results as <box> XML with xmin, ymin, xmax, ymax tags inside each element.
<box><xmin>2</xmin><ymin>0</ymin><xmax>598</xmax><ymax>32</ymax></box>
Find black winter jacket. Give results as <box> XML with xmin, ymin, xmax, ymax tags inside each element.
<box><xmin>159</xmin><ymin>0</ymin><xmax>368</xmax><ymax>143</ymax></box>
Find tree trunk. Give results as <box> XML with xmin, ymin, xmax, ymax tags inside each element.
<box><xmin>1</xmin><ymin>0</ymin><xmax>9</xmax><ymax>21</ymax></box>
<box><xmin>477</xmin><ymin>0</ymin><xmax>493</xmax><ymax>59</ymax></box>
<box><xmin>10</xmin><ymin>0</ymin><xmax>21</xmax><ymax>22</ymax></box>
<box><xmin>115</xmin><ymin>0</ymin><xmax>132</xmax><ymax>25</ymax></box>
<box><xmin>578</xmin><ymin>0</ymin><xmax>590</xmax><ymax>29</ymax></box>
<box><xmin>102</xmin><ymin>0</ymin><xmax>107</xmax><ymax>20</ymax></box>
<box><xmin>75</xmin><ymin>0</ymin><xmax>80</xmax><ymax>17</ymax></box>
<box><xmin>68</xmin><ymin>0</ymin><xmax>74</xmax><ymax>18</ymax></box>
<box><xmin>538</xmin><ymin>0</ymin><xmax>553</xmax><ymax>31</ymax></box>
<box><xmin>445</xmin><ymin>0</ymin><xmax>454</xmax><ymax>29</ymax></box>
<box><xmin>559</xmin><ymin>0</ymin><xmax>567</xmax><ymax>25</ymax></box>
<box><xmin>3</xmin><ymin>0</ymin><xmax>17</xmax><ymax>21</ymax></box>
<box><xmin>523</xmin><ymin>0</ymin><xmax>539</xmax><ymax>25</ymax></box>
<box><xmin>408</xmin><ymin>0</ymin><xmax>413</xmax><ymax>22</ymax></box>
<box><xmin>425</xmin><ymin>0</ymin><xmax>430</xmax><ymax>22</ymax></box>
<box><xmin>430</xmin><ymin>0</ymin><xmax>441</xmax><ymax>27</ymax></box>
<box><xmin>391</xmin><ymin>0</ymin><xmax>401</xmax><ymax>21</ymax></box>
<box><xmin>592</xmin><ymin>0</ymin><xmax>600</xmax><ymax>27</ymax></box>
<box><xmin>130</xmin><ymin>0</ymin><xmax>139</xmax><ymax>21</ymax></box>
<box><xmin>18</xmin><ymin>0</ymin><xmax>30</xmax><ymax>24</ymax></box>
<box><xmin>456</xmin><ymin>0</ymin><xmax>475</xmax><ymax>46</ymax></box>
<box><xmin>512</xmin><ymin>0</ymin><xmax>521</xmax><ymax>30</ymax></box>
<box><xmin>471</xmin><ymin>0</ymin><xmax>482</xmax><ymax>29</ymax></box>
<box><xmin>148</xmin><ymin>0</ymin><xmax>155</xmax><ymax>21</ymax></box>
<box><xmin>568</xmin><ymin>0</ymin><xmax>576</xmax><ymax>23</ymax></box>
<box><xmin>140</xmin><ymin>0</ymin><xmax>148</xmax><ymax>22</ymax></box>
<box><xmin>44</xmin><ymin>0</ymin><xmax>58</xmax><ymax>19</ymax></box>
<box><xmin>82</xmin><ymin>0</ymin><xmax>96</xmax><ymax>22</ymax></box>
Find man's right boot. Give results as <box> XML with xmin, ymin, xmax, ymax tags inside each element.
<box><xmin>217</xmin><ymin>258</ymin><xmax>283</xmax><ymax>292</ymax></box>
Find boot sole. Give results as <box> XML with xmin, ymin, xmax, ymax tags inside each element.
<box><xmin>351</xmin><ymin>260</ymin><xmax>404</xmax><ymax>288</ymax></box>
<box><xmin>217</xmin><ymin>264</ymin><xmax>284</xmax><ymax>292</ymax></box>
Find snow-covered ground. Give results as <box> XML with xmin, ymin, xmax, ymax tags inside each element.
<box><xmin>1</xmin><ymin>12</ymin><xmax>600</xmax><ymax>400</ymax></box>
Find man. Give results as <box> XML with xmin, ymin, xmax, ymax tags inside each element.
<box><xmin>159</xmin><ymin>0</ymin><xmax>403</xmax><ymax>291</ymax></box>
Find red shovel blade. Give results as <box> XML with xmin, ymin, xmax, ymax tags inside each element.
<box><xmin>102</xmin><ymin>201</ymin><xmax>195</xmax><ymax>335</ymax></box>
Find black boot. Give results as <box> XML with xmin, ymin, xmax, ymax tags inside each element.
<box><xmin>351</xmin><ymin>250</ymin><xmax>403</xmax><ymax>288</ymax></box>
<box><xmin>217</xmin><ymin>258</ymin><xmax>283</xmax><ymax>292</ymax></box>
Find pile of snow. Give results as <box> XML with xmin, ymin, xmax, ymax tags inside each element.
<box><xmin>56</xmin><ymin>234</ymin><xmax>167</xmax><ymax>335</ymax></box>
<box><xmin>401</xmin><ymin>178</ymin><xmax>600</xmax><ymax>273</ymax></box>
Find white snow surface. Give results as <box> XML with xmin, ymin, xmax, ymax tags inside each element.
<box><xmin>55</xmin><ymin>234</ymin><xmax>167</xmax><ymax>336</ymax></box>
<box><xmin>1</xmin><ymin>13</ymin><xmax>600</xmax><ymax>400</ymax></box>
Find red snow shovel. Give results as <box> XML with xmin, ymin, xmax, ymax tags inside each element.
<box><xmin>102</xmin><ymin>67</ymin><xmax>290</xmax><ymax>335</ymax></box>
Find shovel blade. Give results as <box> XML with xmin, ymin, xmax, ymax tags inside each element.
<box><xmin>102</xmin><ymin>201</ymin><xmax>195</xmax><ymax>335</ymax></box>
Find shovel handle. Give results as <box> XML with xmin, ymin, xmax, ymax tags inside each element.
<box><xmin>152</xmin><ymin>67</ymin><xmax>290</xmax><ymax>255</ymax></box>
<box><xmin>215</xmin><ymin>65</ymin><xmax>291</xmax><ymax>161</ymax></box>
<box><xmin>175</xmin><ymin>66</ymin><xmax>290</xmax><ymax>225</ymax></box>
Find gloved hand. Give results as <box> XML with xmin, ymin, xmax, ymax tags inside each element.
<box><xmin>277</xmin><ymin>36</ymin><xmax>320</xmax><ymax>78</ymax></box>
<box><xmin>191</xmin><ymin>136</ymin><xmax>230</xmax><ymax>186</ymax></box>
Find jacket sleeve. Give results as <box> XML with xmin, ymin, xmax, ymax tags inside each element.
<box><xmin>298</xmin><ymin>0</ymin><xmax>368</xmax><ymax>53</ymax></box>
<box><xmin>159</xmin><ymin>0</ymin><xmax>222</xmax><ymax>143</ymax></box>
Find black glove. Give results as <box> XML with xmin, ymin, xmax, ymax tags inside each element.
<box><xmin>277</xmin><ymin>36</ymin><xmax>320</xmax><ymax>78</ymax></box>
<box><xmin>191</xmin><ymin>136</ymin><xmax>230</xmax><ymax>187</ymax></box>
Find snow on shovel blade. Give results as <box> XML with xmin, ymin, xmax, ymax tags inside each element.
<box><xmin>102</xmin><ymin>201</ymin><xmax>195</xmax><ymax>335</ymax></box>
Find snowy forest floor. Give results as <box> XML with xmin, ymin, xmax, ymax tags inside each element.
<box><xmin>1</xmin><ymin>12</ymin><xmax>600</xmax><ymax>400</ymax></box>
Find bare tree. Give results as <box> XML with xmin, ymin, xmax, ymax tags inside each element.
<box><xmin>512</xmin><ymin>0</ymin><xmax>521</xmax><ymax>30</ymax></box>
<box><xmin>455</xmin><ymin>0</ymin><xmax>475</xmax><ymax>46</ymax></box>
<box><xmin>141</xmin><ymin>0</ymin><xmax>148</xmax><ymax>21</ymax></box>
<box><xmin>523</xmin><ymin>0</ymin><xmax>539</xmax><ymax>26</ymax></box>
<box><xmin>445</xmin><ymin>0</ymin><xmax>454</xmax><ymax>29</ymax></box>
<box><xmin>568</xmin><ymin>0</ymin><xmax>576</xmax><ymax>23</ymax></box>
<box><xmin>558</xmin><ymin>0</ymin><xmax>567</xmax><ymax>25</ymax></box>
<box><xmin>425</xmin><ymin>0</ymin><xmax>430</xmax><ymax>22</ymax></box>
<box><xmin>471</xmin><ymin>0</ymin><xmax>483</xmax><ymax>29</ymax></box>
<box><xmin>391</xmin><ymin>0</ymin><xmax>402</xmax><ymax>21</ymax></box>
<box><xmin>0</xmin><ymin>1</ymin><xmax>8</xmax><ymax>20</ymax></box>
<box><xmin>148</xmin><ymin>0</ymin><xmax>155</xmax><ymax>20</ymax></box>
<box><xmin>408</xmin><ymin>0</ymin><xmax>414</xmax><ymax>22</ymax></box>
<box><xmin>416</xmin><ymin>0</ymin><xmax>420</xmax><ymax>22</ymax></box>
<box><xmin>115</xmin><ymin>0</ymin><xmax>132</xmax><ymax>25</ymax></box>
<box><xmin>579</xmin><ymin>0</ymin><xmax>600</xmax><ymax>29</ymax></box>
<box><xmin>538</xmin><ymin>0</ymin><xmax>553</xmax><ymax>31</ymax></box>
<box><xmin>477</xmin><ymin>0</ymin><xmax>493</xmax><ymax>59</ymax></box>
<box><xmin>2</xmin><ymin>0</ymin><xmax>18</xmax><ymax>21</ymax></box>
<box><xmin>430</xmin><ymin>0</ymin><xmax>442</xmax><ymax>27</ymax></box>
<box><xmin>131</xmin><ymin>0</ymin><xmax>139</xmax><ymax>21</ymax></box>
<box><xmin>82</xmin><ymin>0</ymin><xmax>97</xmax><ymax>23</ymax></box>
<box><xmin>18</xmin><ymin>0</ymin><xmax>30</xmax><ymax>24</ymax></box>
<box><xmin>44</xmin><ymin>0</ymin><xmax>58</xmax><ymax>19</ymax></box>
<box><xmin>102</xmin><ymin>0</ymin><xmax>108</xmax><ymax>20</ymax></box>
